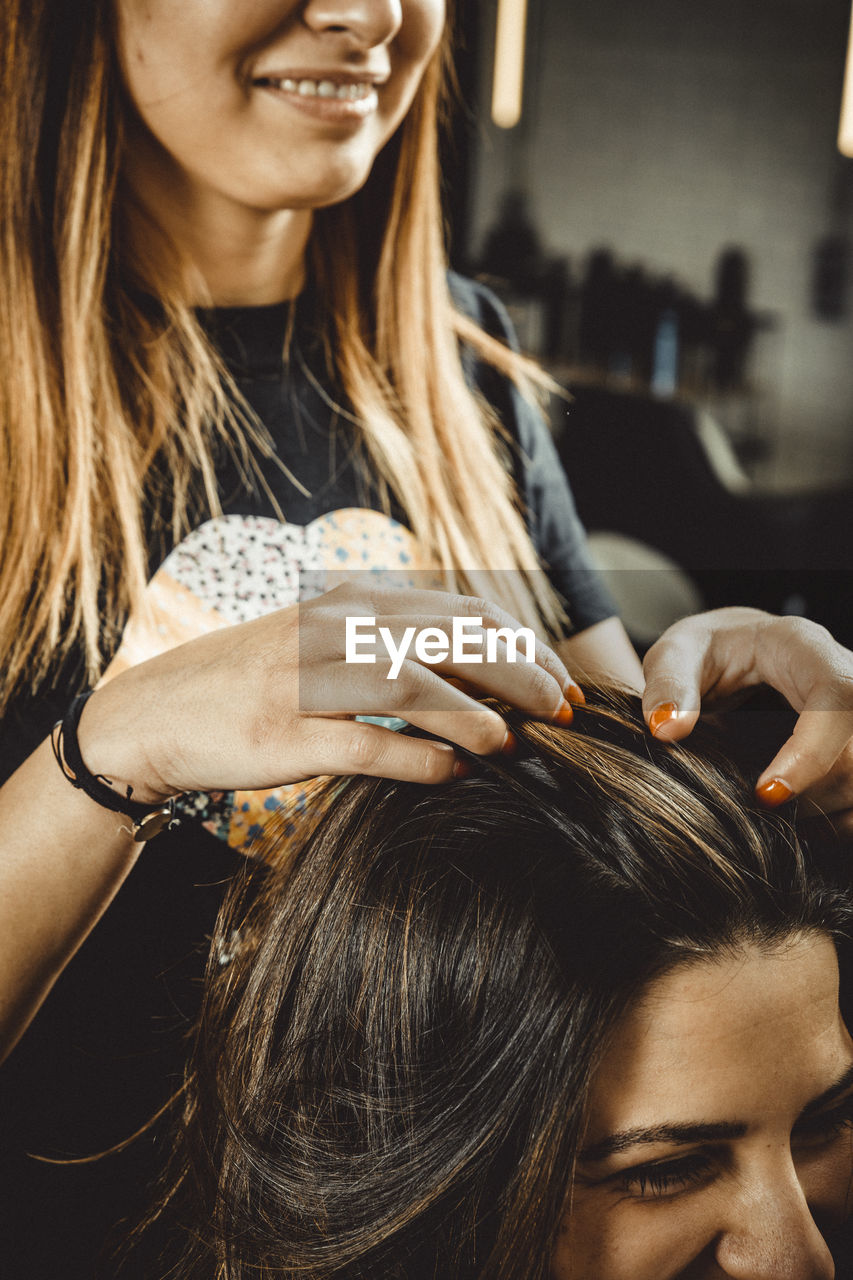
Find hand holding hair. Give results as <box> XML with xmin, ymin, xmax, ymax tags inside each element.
<box><xmin>75</xmin><ymin>583</ymin><xmax>579</xmax><ymax>803</ymax></box>
<box><xmin>642</xmin><ymin>606</ymin><xmax>853</xmax><ymax>823</ymax></box>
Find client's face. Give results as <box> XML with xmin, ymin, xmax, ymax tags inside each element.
<box><xmin>554</xmin><ymin>934</ymin><xmax>853</xmax><ymax>1279</ymax></box>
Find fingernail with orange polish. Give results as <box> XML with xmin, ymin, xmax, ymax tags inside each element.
<box><xmin>756</xmin><ymin>778</ymin><xmax>794</xmax><ymax>807</ymax></box>
<box><xmin>649</xmin><ymin>702</ymin><xmax>679</xmax><ymax>737</ymax></box>
<box><xmin>452</xmin><ymin>757</ymin><xmax>472</xmax><ymax>779</ymax></box>
<box><xmin>501</xmin><ymin>728</ymin><xmax>519</xmax><ymax>756</ymax></box>
<box><xmin>564</xmin><ymin>681</ymin><xmax>586</xmax><ymax>706</ymax></box>
<box><xmin>553</xmin><ymin>699</ymin><xmax>574</xmax><ymax>727</ymax></box>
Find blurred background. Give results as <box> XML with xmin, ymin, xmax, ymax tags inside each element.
<box><xmin>446</xmin><ymin>0</ymin><xmax>853</xmax><ymax>649</ymax></box>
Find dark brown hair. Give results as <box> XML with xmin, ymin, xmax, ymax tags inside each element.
<box><xmin>149</xmin><ymin>691</ymin><xmax>853</xmax><ymax>1278</ymax></box>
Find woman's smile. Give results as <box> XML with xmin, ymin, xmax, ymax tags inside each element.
<box><xmin>252</xmin><ymin>73</ymin><xmax>381</xmax><ymax>124</ymax></box>
<box><xmin>113</xmin><ymin>0</ymin><xmax>445</xmax><ymax>218</ymax></box>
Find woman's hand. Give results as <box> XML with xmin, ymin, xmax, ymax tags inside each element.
<box><xmin>642</xmin><ymin>607</ymin><xmax>853</xmax><ymax>823</ymax></box>
<box><xmin>78</xmin><ymin>584</ymin><xmax>581</xmax><ymax>800</ymax></box>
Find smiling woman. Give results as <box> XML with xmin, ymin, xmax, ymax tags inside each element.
<box><xmin>141</xmin><ymin>693</ymin><xmax>853</xmax><ymax>1279</ymax></box>
<box><xmin>565</xmin><ymin>939</ymin><xmax>853</xmax><ymax>1277</ymax></box>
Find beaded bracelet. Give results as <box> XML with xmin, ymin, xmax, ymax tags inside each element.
<box><xmin>51</xmin><ymin>691</ymin><xmax>182</xmax><ymax>842</ymax></box>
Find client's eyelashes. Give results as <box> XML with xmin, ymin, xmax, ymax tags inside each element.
<box><xmin>612</xmin><ymin>1152</ymin><xmax>718</xmax><ymax>1200</ymax></box>
<box><xmin>793</xmin><ymin>1091</ymin><xmax>853</xmax><ymax>1147</ymax></box>
<box><xmin>599</xmin><ymin>1094</ymin><xmax>853</xmax><ymax>1201</ymax></box>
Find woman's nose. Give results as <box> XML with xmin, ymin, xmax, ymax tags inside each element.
<box><xmin>302</xmin><ymin>0</ymin><xmax>403</xmax><ymax>48</ymax></box>
<box><xmin>714</xmin><ymin>1171</ymin><xmax>835</xmax><ymax>1280</ymax></box>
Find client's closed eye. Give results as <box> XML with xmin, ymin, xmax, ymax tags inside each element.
<box><xmin>594</xmin><ymin>1094</ymin><xmax>853</xmax><ymax>1201</ymax></box>
<box><xmin>792</xmin><ymin>1091</ymin><xmax>853</xmax><ymax>1148</ymax></box>
<box><xmin>608</xmin><ymin>1150</ymin><xmax>721</xmax><ymax>1200</ymax></box>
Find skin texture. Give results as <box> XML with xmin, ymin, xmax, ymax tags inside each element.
<box><xmin>553</xmin><ymin>935</ymin><xmax>853</xmax><ymax>1279</ymax></box>
<box><xmin>113</xmin><ymin>0</ymin><xmax>446</xmax><ymax>303</ymax></box>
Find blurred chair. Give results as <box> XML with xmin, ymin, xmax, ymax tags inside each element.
<box><xmin>555</xmin><ymin>384</ymin><xmax>853</xmax><ymax>647</ymax></box>
<box><xmin>586</xmin><ymin>532</ymin><xmax>704</xmax><ymax>652</ymax></box>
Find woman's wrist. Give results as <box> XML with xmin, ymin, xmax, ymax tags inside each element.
<box><xmin>72</xmin><ymin>680</ymin><xmax>179</xmax><ymax>808</ymax></box>
<box><xmin>52</xmin><ymin>692</ymin><xmax>182</xmax><ymax>841</ymax></box>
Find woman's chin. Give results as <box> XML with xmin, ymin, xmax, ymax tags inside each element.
<box><xmin>240</xmin><ymin>140</ymin><xmax>385</xmax><ymax>215</ymax></box>
<box><xmin>267</xmin><ymin>171</ymin><xmax>377</xmax><ymax>214</ymax></box>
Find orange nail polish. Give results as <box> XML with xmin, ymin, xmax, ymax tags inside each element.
<box><xmin>452</xmin><ymin>758</ymin><xmax>472</xmax><ymax>779</ymax></box>
<box><xmin>756</xmin><ymin>778</ymin><xmax>794</xmax><ymax>807</ymax></box>
<box><xmin>564</xmin><ymin>682</ymin><xmax>586</xmax><ymax>706</ymax></box>
<box><xmin>501</xmin><ymin>729</ymin><xmax>519</xmax><ymax>756</ymax></box>
<box><xmin>553</xmin><ymin>699</ymin><xmax>574</xmax><ymax>727</ymax></box>
<box><xmin>649</xmin><ymin>702</ymin><xmax>678</xmax><ymax>737</ymax></box>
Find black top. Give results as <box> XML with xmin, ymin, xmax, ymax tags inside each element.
<box><xmin>205</xmin><ymin>273</ymin><xmax>613</xmax><ymax>630</ymax></box>
<box><xmin>0</xmin><ymin>278</ymin><xmax>614</xmax><ymax>1278</ymax></box>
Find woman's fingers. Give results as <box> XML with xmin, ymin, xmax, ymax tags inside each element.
<box><xmin>643</xmin><ymin>607</ymin><xmax>853</xmax><ymax>811</ymax></box>
<box><xmin>300</xmin><ymin>646</ymin><xmax>568</xmax><ymax>761</ymax></box>
<box><xmin>641</xmin><ymin>629</ymin><xmax>708</xmax><ymax>741</ymax></box>
<box><xmin>298</xmin><ymin>718</ymin><xmax>460</xmax><ymax>784</ymax></box>
<box><xmin>794</xmin><ymin>740</ymin><xmax>853</xmax><ymax>819</ymax></box>
<box><xmin>326</xmin><ymin>585</ymin><xmax>580</xmax><ymax>700</ymax></box>
<box><xmin>370</xmin><ymin>672</ymin><xmax>521</xmax><ymax>756</ymax></box>
<box><xmin>300</xmin><ymin>594</ymin><xmax>581</xmax><ymax>746</ymax></box>
<box><xmin>753</xmin><ymin>698</ymin><xmax>853</xmax><ymax>805</ymax></box>
<box><xmin>337</xmin><ymin>613</ymin><xmax>570</xmax><ymax>709</ymax></box>
<box><xmin>642</xmin><ymin>608</ymin><xmax>763</xmax><ymax>740</ymax></box>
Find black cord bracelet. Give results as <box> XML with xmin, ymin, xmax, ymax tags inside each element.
<box><xmin>51</xmin><ymin>691</ymin><xmax>181</xmax><ymax>842</ymax></box>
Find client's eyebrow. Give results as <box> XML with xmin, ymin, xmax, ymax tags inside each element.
<box><xmin>580</xmin><ymin>1061</ymin><xmax>853</xmax><ymax>1164</ymax></box>
<box><xmin>579</xmin><ymin>1121</ymin><xmax>746</xmax><ymax>1163</ymax></box>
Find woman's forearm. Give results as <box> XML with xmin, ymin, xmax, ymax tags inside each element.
<box><xmin>558</xmin><ymin>617</ymin><xmax>644</xmax><ymax>690</ymax></box>
<box><xmin>0</xmin><ymin>735</ymin><xmax>142</xmax><ymax>1060</ymax></box>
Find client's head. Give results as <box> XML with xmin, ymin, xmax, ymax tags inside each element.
<box><xmin>171</xmin><ymin>691</ymin><xmax>853</xmax><ymax>1279</ymax></box>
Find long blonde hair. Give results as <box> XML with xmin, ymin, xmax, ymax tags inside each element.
<box><xmin>0</xmin><ymin>0</ymin><xmax>565</xmax><ymax>712</ymax></box>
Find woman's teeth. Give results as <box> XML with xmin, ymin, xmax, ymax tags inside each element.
<box><xmin>261</xmin><ymin>78</ymin><xmax>374</xmax><ymax>101</ymax></box>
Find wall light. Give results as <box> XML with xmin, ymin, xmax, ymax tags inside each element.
<box><xmin>839</xmin><ymin>1</ymin><xmax>853</xmax><ymax>156</ymax></box>
<box><xmin>491</xmin><ymin>0</ymin><xmax>529</xmax><ymax>129</ymax></box>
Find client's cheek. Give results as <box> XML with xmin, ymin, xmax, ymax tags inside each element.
<box><xmin>550</xmin><ymin>1191</ymin><xmax>717</xmax><ymax>1280</ymax></box>
<box><xmin>797</xmin><ymin>1139</ymin><xmax>853</xmax><ymax>1231</ymax></box>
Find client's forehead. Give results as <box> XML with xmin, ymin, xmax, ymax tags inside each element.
<box><xmin>584</xmin><ymin>933</ymin><xmax>852</xmax><ymax>1143</ymax></box>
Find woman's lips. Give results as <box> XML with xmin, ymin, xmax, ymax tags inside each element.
<box><xmin>254</xmin><ymin>75</ymin><xmax>380</xmax><ymax>121</ymax></box>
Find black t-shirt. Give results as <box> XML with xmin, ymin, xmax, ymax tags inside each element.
<box><xmin>0</xmin><ymin>278</ymin><xmax>614</xmax><ymax>1277</ymax></box>
<box><xmin>203</xmin><ymin>274</ymin><xmax>614</xmax><ymax>633</ymax></box>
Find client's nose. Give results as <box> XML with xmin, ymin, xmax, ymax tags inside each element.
<box><xmin>714</xmin><ymin>1169</ymin><xmax>834</xmax><ymax>1280</ymax></box>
